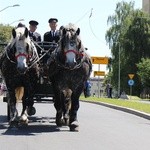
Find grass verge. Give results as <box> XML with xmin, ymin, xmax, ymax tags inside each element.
<box><xmin>80</xmin><ymin>96</ymin><xmax>150</xmax><ymax>114</ymax></box>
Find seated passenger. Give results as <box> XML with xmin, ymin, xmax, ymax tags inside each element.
<box><xmin>43</xmin><ymin>18</ymin><xmax>60</xmax><ymax>43</ymax></box>
<box><xmin>28</xmin><ymin>20</ymin><xmax>41</xmax><ymax>42</ymax></box>
<box><xmin>43</xmin><ymin>18</ymin><xmax>60</xmax><ymax>64</ymax></box>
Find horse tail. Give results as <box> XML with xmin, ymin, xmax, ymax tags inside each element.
<box><xmin>15</xmin><ymin>87</ymin><xmax>24</xmax><ymax>102</ymax></box>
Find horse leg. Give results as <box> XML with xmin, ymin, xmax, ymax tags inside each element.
<box><xmin>69</xmin><ymin>89</ymin><xmax>82</xmax><ymax>132</ymax></box>
<box><xmin>26</xmin><ymin>97</ymin><xmax>36</xmax><ymax>116</ymax></box>
<box><xmin>20</xmin><ymin>97</ymin><xmax>28</xmax><ymax>125</ymax></box>
<box><xmin>62</xmin><ymin>88</ymin><xmax>72</xmax><ymax>126</ymax></box>
<box><xmin>54</xmin><ymin>90</ymin><xmax>64</xmax><ymax>127</ymax></box>
<box><xmin>8</xmin><ymin>91</ymin><xmax>19</xmax><ymax>127</ymax></box>
<box><xmin>25</xmin><ymin>85</ymin><xmax>36</xmax><ymax>116</ymax></box>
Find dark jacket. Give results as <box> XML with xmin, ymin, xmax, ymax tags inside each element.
<box><xmin>43</xmin><ymin>30</ymin><xmax>60</xmax><ymax>43</ymax></box>
<box><xmin>29</xmin><ymin>31</ymin><xmax>41</xmax><ymax>42</ymax></box>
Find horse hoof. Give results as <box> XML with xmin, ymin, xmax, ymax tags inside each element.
<box><xmin>19</xmin><ymin>115</ymin><xmax>29</xmax><ymax>125</ymax></box>
<box><xmin>9</xmin><ymin>120</ymin><xmax>19</xmax><ymax>128</ymax></box>
<box><xmin>56</xmin><ymin>119</ymin><xmax>64</xmax><ymax>127</ymax></box>
<box><xmin>27</xmin><ymin>107</ymin><xmax>36</xmax><ymax>116</ymax></box>
<box><xmin>20</xmin><ymin>120</ymin><xmax>29</xmax><ymax>126</ymax></box>
<box><xmin>69</xmin><ymin>121</ymin><xmax>79</xmax><ymax>132</ymax></box>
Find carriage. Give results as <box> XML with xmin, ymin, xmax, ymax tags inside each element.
<box><xmin>0</xmin><ymin>24</ymin><xmax>92</xmax><ymax>131</ymax></box>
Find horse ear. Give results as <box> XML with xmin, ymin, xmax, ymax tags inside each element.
<box><xmin>62</xmin><ymin>28</ymin><xmax>66</xmax><ymax>35</ymax></box>
<box><xmin>24</xmin><ymin>27</ymin><xmax>29</xmax><ymax>38</ymax></box>
<box><xmin>76</xmin><ymin>28</ymin><xmax>80</xmax><ymax>35</ymax></box>
<box><xmin>12</xmin><ymin>28</ymin><xmax>16</xmax><ymax>38</ymax></box>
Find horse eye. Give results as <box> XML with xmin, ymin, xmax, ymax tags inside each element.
<box><xmin>70</xmin><ymin>41</ymin><xmax>74</xmax><ymax>46</ymax></box>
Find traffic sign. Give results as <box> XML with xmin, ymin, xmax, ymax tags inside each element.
<box><xmin>128</xmin><ymin>79</ymin><xmax>134</xmax><ymax>86</ymax></box>
<box><xmin>128</xmin><ymin>74</ymin><xmax>134</xmax><ymax>79</ymax></box>
<box><xmin>91</xmin><ymin>57</ymin><xmax>108</xmax><ymax>64</ymax></box>
<box><xmin>94</xmin><ymin>71</ymin><xmax>105</xmax><ymax>77</ymax></box>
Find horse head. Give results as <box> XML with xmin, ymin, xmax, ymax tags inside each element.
<box><xmin>8</xmin><ymin>26</ymin><xmax>37</xmax><ymax>74</ymax></box>
<box><xmin>59</xmin><ymin>23</ymin><xmax>84</xmax><ymax>69</ymax></box>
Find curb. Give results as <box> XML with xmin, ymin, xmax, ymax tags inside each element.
<box><xmin>80</xmin><ymin>100</ymin><xmax>150</xmax><ymax>120</ymax></box>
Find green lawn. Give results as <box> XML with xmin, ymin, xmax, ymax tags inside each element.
<box><xmin>80</xmin><ymin>96</ymin><xmax>150</xmax><ymax>114</ymax></box>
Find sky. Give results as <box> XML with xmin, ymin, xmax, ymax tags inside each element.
<box><xmin>0</xmin><ymin>0</ymin><xmax>142</xmax><ymax>77</ymax></box>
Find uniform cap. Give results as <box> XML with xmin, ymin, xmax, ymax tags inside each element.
<box><xmin>48</xmin><ymin>18</ymin><xmax>58</xmax><ymax>23</ymax></box>
<box><xmin>29</xmin><ymin>20</ymin><xmax>39</xmax><ymax>26</ymax></box>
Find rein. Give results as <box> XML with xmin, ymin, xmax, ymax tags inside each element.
<box><xmin>5</xmin><ymin>45</ymin><xmax>16</xmax><ymax>64</ymax></box>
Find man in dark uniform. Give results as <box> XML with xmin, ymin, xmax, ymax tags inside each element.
<box><xmin>43</xmin><ymin>18</ymin><xmax>59</xmax><ymax>43</ymax></box>
<box><xmin>29</xmin><ymin>20</ymin><xmax>41</xmax><ymax>42</ymax></box>
<box><xmin>43</xmin><ymin>18</ymin><xmax>60</xmax><ymax>64</ymax></box>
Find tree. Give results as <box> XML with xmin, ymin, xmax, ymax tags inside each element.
<box><xmin>137</xmin><ymin>58</ymin><xmax>150</xmax><ymax>87</ymax></box>
<box><xmin>0</xmin><ymin>24</ymin><xmax>13</xmax><ymax>54</ymax></box>
<box><xmin>105</xmin><ymin>1</ymin><xmax>150</xmax><ymax>96</ymax></box>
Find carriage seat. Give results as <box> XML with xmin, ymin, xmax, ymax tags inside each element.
<box><xmin>36</xmin><ymin>42</ymin><xmax>57</xmax><ymax>52</ymax></box>
<box><xmin>36</xmin><ymin>42</ymin><xmax>57</xmax><ymax>64</ymax></box>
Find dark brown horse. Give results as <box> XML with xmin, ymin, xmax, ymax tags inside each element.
<box><xmin>48</xmin><ymin>23</ymin><xmax>92</xmax><ymax>131</ymax></box>
<box><xmin>0</xmin><ymin>26</ymin><xmax>39</xmax><ymax>127</ymax></box>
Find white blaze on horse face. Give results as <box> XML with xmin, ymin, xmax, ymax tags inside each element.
<box><xmin>65</xmin><ymin>40</ymin><xmax>77</xmax><ymax>65</ymax></box>
<box><xmin>17</xmin><ymin>55</ymin><xmax>28</xmax><ymax>70</ymax></box>
<box><xmin>15</xmin><ymin>39</ymin><xmax>28</xmax><ymax>72</ymax></box>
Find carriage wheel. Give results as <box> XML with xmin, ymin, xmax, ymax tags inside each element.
<box><xmin>7</xmin><ymin>101</ymin><xmax>10</xmax><ymax>121</ymax></box>
<box><xmin>6</xmin><ymin>94</ymin><xmax>11</xmax><ymax>121</ymax></box>
<box><xmin>27</xmin><ymin>106</ymin><xmax>36</xmax><ymax>116</ymax></box>
<box><xmin>5</xmin><ymin>92</ymin><xmax>10</xmax><ymax>121</ymax></box>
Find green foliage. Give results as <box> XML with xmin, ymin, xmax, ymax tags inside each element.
<box><xmin>105</xmin><ymin>1</ymin><xmax>150</xmax><ymax>96</ymax></box>
<box><xmin>137</xmin><ymin>58</ymin><xmax>150</xmax><ymax>87</ymax></box>
<box><xmin>80</xmin><ymin>96</ymin><xmax>150</xmax><ymax>114</ymax></box>
<box><xmin>0</xmin><ymin>24</ymin><xmax>13</xmax><ymax>54</ymax></box>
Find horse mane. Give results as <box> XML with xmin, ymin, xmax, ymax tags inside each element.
<box><xmin>65</xmin><ymin>23</ymin><xmax>78</xmax><ymax>31</ymax></box>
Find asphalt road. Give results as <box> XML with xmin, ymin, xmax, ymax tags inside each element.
<box><xmin>1</xmin><ymin>98</ymin><xmax>150</xmax><ymax>150</ymax></box>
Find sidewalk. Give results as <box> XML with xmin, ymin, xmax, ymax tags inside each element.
<box><xmin>80</xmin><ymin>99</ymin><xmax>150</xmax><ymax>121</ymax></box>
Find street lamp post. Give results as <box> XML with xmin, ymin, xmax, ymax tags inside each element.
<box><xmin>118</xmin><ymin>43</ymin><xmax>120</xmax><ymax>97</ymax></box>
<box><xmin>0</xmin><ymin>4</ymin><xmax>20</xmax><ymax>12</ymax></box>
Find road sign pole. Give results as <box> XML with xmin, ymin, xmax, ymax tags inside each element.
<box><xmin>130</xmin><ymin>85</ymin><xmax>132</xmax><ymax>100</ymax></box>
<box><xmin>128</xmin><ymin>79</ymin><xmax>134</xmax><ymax>100</ymax></box>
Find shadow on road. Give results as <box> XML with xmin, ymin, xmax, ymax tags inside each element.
<box><xmin>2</xmin><ymin>124</ymin><xmax>60</xmax><ymax>136</ymax></box>
<box><xmin>0</xmin><ymin>115</ymin><xmax>69</xmax><ymax>136</ymax></box>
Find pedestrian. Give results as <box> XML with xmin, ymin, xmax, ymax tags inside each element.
<box><xmin>106</xmin><ymin>83</ymin><xmax>112</xmax><ymax>98</ymax></box>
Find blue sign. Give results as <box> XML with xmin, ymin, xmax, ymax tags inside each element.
<box><xmin>128</xmin><ymin>79</ymin><xmax>134</xmax><ymax>86</ymax></box>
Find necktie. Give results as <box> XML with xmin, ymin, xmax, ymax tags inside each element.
<box><xmin>30</xmin><ymin>32</ymin><xmax>33</xmax><ymax>36</ymax></box>
<box><xmin>52</xmin><ymin>31</ymin><xmax>55</xmax><ymax>37</ymax></box>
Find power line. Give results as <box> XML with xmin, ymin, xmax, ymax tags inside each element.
<box><xmin>75</xmin><ymin>8</ymin><xmax>107</xmax><ymax>46</ymax></box>
<box><xmin>88</xmin><ymin>9</ymin><xmax>106</xmax><ymax>45</ymax></box>
<box><xmin>89</xmin><ymin>8</ymin><xmax>93</xmax><ymax>18</ymax></box>
<box><xmin>75</xmin><ymin>8</ymin><xmax>92</xmax><ymax>24</ymax></box>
